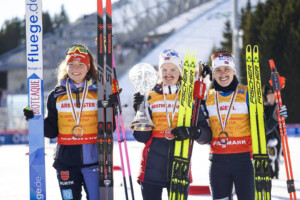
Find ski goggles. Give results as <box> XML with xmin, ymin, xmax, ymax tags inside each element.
<box><xmin>66</xmin><ymin>45</ymin><xmax>89</xmax><ymax>55</ymax></box>
<box><xmin>211</xmin><ymin>51</ymin><xmax>236</xmax><ymax>72</ymax></box>
<box><xmin>159</xmin><ymin>49</ymin><xmax>182</xmax><ymax>75</ymax></box>
<box><xmin>66</xmin><ymin>45</ymin><xmax>91</xmax><ymax>70</ymax></box>
<box><xmin>160</xmin><ymin>49</ymin><xmax>180</xmax><ymax>58</ymax></box>
<box><xmin>211</xmin><ymin>51</ymin><xmax>233</xmax><ymax>60</ymax></box>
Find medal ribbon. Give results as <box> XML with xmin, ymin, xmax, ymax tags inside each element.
<box><xmin>215</xmin><ymin>88</ymin><xmax>238</xmax><ymax>133</ymax></box>
<box><xmin>66</xmin><ymin>78</ymin><xmax>89</xmax><ymax>126</ymax></box>
<box><xmin>162</xmin><ymin>85</ymin><xmax>180</xmax><ymax>128</ymax></box>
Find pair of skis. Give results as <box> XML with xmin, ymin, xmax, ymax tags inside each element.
<box><xmin>269</xmin><ymin>60</ymin><xmax>296</xmax><ymax>200</ymax></box>
<box><xmin>97</xmin><ymin>0</ymin><xmax>114</xmax><ymax>199</ymax></box>
<box><xmin>246</xmin><ymin>45</ymin><xmax>272</xmax><ymax>200</ymax></box>
<box><xmin>97</xmin><ymin>1</ymin><xmax>135</xmax><ymax>199</ymax></box>
<box><xmin>169</xmin><ymin>50</ymin><xmax>196</xmax><ymax>200</ymax></box>
<box><xmin>247</xmin><ymin>45</ymin><xmax>296</xmax><ymax>200</ymax></box>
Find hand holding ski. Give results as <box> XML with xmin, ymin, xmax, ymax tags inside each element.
<box><xmin>169</xmin><ymin>50</ymin><xmax>196</xmax><ymax>200</ymax></box>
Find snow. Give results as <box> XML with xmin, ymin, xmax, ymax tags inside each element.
<box><xmin>0</xmin><ymin>137</ymin><xmax>299</xmax><ymax>199</ymax></box>
<box><xmin>3</xmin><ymin>0</ymin><xmax>299</xmax><ymax>199</ymax></box>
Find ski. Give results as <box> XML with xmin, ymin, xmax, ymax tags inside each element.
<box><xmin>246</xmin><ymin>45</ymin><xmax>271</xmax><ymax>200</ymax></box>
<box><xmin>97</xmin><ymin>0</ymin><xmax>114</xmax><ymax>199</ymax></box>
<box><xmin>269</xmin><ymin>60</ymin><xmax>296</xmax><ymax>200</ymax></box>
<box><xmin>112</xmin><ymin>54</ymin><xmax>135</xmax><ymax>200</ymax></box>
<box><xmin>169</xmin><ymin>50</ymin><xmax>196</xmax><ymax>200</ymax></box>
<box><xmin>25</xmin><ymin>0</ymin><xmax>46</xmax><ymax>199</ymax></box>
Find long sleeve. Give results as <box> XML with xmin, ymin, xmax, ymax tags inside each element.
<box><xmin>264</xmin><ymin>105</ymin><xmax>278</xmax><ymax>135</ymax></box>
<box><xmin>44</xmin><ymin>90</ymin><xmax>59</xmax><ymax>139</ymax></box>
<box><xmin>195</xmin><ymin>103</ymin><xmax>212</xmax><ymax>144</ymax></box>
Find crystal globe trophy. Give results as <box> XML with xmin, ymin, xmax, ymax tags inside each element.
<box><xmin>129</xmin><ymin>63</ymin><xmax>158</xmax><ymax>131</ymax></box>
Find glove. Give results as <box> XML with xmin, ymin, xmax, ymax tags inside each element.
<box><xmin>133</xmin><ymin>92</ymin><xmax>144</xmax><ymax>112</ymax></box>
<box><xmin>171</xmin><ymin>126</ymin><xmax>201</xmax><ymax>140</ymax></box>
<box><xmin>108</xmin><ymin>88</ymin><xmax>122</xmax><ymax>107</ymax></box>
<box><xmin>273</xmin><ymin>104</ymin><xmax>288</xmax><ymax>121</ymax></box>
<box><xmin>202</xmin><ymin>63</ymin><xmax>212</xmax><ymax>81</ymax></box>
<box><xmin>279</xmin><ymin>105</ymin><xmax>288</xmax><ymax>119</ymax></box>
<box><xmin>23</xmin><ymin>106</ymin><xmax>34</xmax><ymax>121</ymax></box>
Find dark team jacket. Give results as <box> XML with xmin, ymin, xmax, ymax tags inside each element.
<box><xmin>133</xmin><ymin>84</ymin><xmax>212</xmax><ymax>186</ymax></box>
<box><xmin>44</xmin><ymin>78</ymin><xmax>100</xmax><ymax>169</ymax></box>
<box><xmin>265</xmin><ymin>104</ymin><xmax>281</xmax><ymax>142</ymax></box>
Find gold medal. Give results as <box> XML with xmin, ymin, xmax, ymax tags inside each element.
<box><xmin>162</xmin><ymin>85</ymin><xmax>180</xmax><ymax>141</ymax></box>
<box><xmin>66</xmin><ymin>78</ymin><xmax>89</xmax><ymax>139</ymax></box>
<box><xmin>72</xmin><ymin>125</ymin><xmax>84</xmax><ymax>138</ymax></box>
<box><xmin>218</xmin><ymin>131</ymin><xmax>229</xmax><ymax>144</ymax></box>
<box><xmin>215</xmin><ymin>88</ymin><xmax>238</xmax><ymax>146</ymax></box>
<box><xmin>164</xmin><ymin>128</ymin><xmax>174</xmax><ymax>140</ymax></box>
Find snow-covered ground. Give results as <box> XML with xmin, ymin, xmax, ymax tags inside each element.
<box><xmin>1</xmin><ymin>0</ymin><xmax>298</xmax><ymax>199</ymax></box>
<box><xmin>0</xmin><ymin>137</ymin><xmax>299</xmax><ymax>200</ymax></box>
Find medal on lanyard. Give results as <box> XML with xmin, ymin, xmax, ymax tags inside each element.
<box><xmin>163</xmin><ymin>86</ymin><xmax>180</xmax><ymax>140</ymax></box>
<box><xmin>215</xmin><ymin>88</ymin><xmax>238</xmax><ymax>145</ymax></box>
<box><xmin>66</xmin><ymin>78</ymin><xmax>89</xmax><ymax>138</ymax></box>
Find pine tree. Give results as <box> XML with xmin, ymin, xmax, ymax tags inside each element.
<box><xmin>240</xmin><ymin>0</ymin><xmax>300</xmax><ymax>123</ymax></box>
<box><xmin>220</xmin><ymin>19</ymin><xmax>232</xmax><ymax>52</ymax></box>
<box><xmin>0</xmin><ymin>18</ymin><xmax>24</xmax><ymax>55</ymax></box>
<box><xmin>43</xmin><ymin>12</ymin><xmax>54</xmax><ymax>34</ymax></box>
<box><xmin>53</xmin><ymin>5</ymin><xmax>69</xmax><ymax>29</ymax></box>
<box><xmin>0</xmin><ymin>8</ymin><xmax>68</xmax><ymax>55</ymax></box>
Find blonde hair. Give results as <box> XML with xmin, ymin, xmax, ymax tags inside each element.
<box><xmin>56</xmin><ymin>46</ymin><xmax>98</xmax><ymax>85</ymax></box>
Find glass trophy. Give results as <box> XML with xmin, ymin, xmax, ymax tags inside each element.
<box><xmin>129</xmin><ymin>63</ymin><xmax>158</xmax><ymax>131</ymax></box>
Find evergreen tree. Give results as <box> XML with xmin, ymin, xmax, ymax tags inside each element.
<box><xmin>220</xmin><ymin>19</ymin><xmax>232</xmax><ymax>52</ymax></box>
<box><xmin>53</xmin><ymin>5</ymin><xmax>69</xmax><ymax>29</ymax></box>
<box><xmin>43</xmin><ymin>12</ymin><xmax>54</xmax><ymax>34</ymax></box>
<box><xmin>0</xmin><ymin>9</ymin><xmax>68</xmax><ymax>55</ymax></box>
<box><xmin>0</xmin><ymin>17</ymin><xmax>24</xmax><ymax>55</ymax></box>
<box><xmin>240</xmin><ymin>0</ymin><xmax>300</xmax><ymax>123</ymax></box>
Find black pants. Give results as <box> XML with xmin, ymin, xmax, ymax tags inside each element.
<box><xmin>209</xmin><ymin>153</ymin><xmax>255</xmax><ymax>200</ymax></box>
<box><xmin>56</xmin><ymin>165</ymin><xmax>99</xmax><ymax>200</ymax></box>
<box><xmin>141</xmin><ymin>182</ymin><xmax>170</xmax><ymax>200</ymax></box>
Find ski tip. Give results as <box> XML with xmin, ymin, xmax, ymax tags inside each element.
<box><xmin>246</xmin><ymin>44</ymin><xmax>251</xmax><ymax>52</ymax></box>
<box><xmin>97</xmin><ymin>1</ymin><xmax>104</xmax><ymax>16</ymax></box>
<box><xmin>253</xmin><ymin>45</ymin><xmax>259</xmax><ymax>53</ymax></box>
<box><xmin>191</xmin><ymin>50</ymin><xmax>197</xmax><ymax>58</ymax></box>
<box><xmin>106</xmin><ymin>0</ymin><xmax>112</xmax><ymax>16</ymax></box>
<box><xmin>185</xmin><ymin>49</ymin><xmax>191</xmax><ymax>57</ymax></box>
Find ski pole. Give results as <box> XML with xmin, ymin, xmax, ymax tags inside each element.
<box><xmin>112</xmin><ymin>54</ymin><xmax>135</xmax><ymax>200</ymax></box>
<box><xmin>269</xmin><ymin>60</ymin><xmax>296</xmax><ymax>200</ymax></box>
<box><xmin>114</xmin><ymin>109</ymin><xmax>129</xmax><ymax>200</ymax></box>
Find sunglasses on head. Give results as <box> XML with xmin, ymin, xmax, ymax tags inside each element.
<box><xmin>211</xmin><ymin>51</ymin><xmax>232</xmax><ymax>60</ymax></box>
<box><xmin>66</xmin><ymin>45</ymin><xmax>89</xmax><ymax>55</ymax></box>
